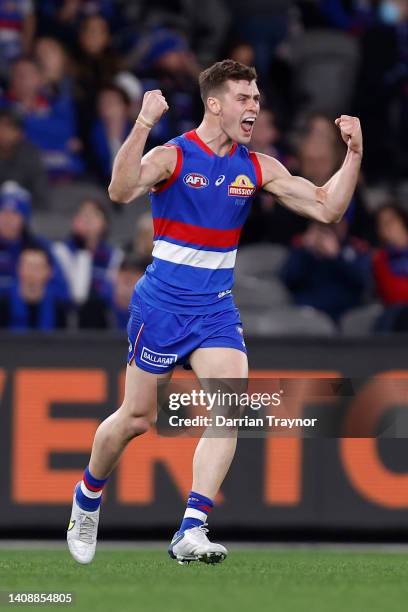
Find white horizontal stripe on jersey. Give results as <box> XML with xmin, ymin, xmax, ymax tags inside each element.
<box><xmin>152</xmin><ymin>240</ymin><xmax>237</xmax><ymax>270</ymax></box>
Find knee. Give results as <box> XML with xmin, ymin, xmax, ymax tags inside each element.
<box><xmin>119</xmin><ymin>404</ymin><xmax>157</xmax><ymax>440</ymax></box>
<box><xmin>128</xmin><ymin>417</ymin><xmax>152</xmax><ymax>438</ymax></box>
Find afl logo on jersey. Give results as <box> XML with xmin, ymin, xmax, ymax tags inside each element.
<box><xmin>183</xmin><ymin>173</ymin><xmax>209</xmax><ymax>189</ymax></box>
<box><xmin>228</xmin><ymin>175</ymin><xmax>255</xmax><ymax>197</ymax></box>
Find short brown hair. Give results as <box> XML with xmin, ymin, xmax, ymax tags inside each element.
<box><xmin>199</xmin><ymin>59</ymin><xmax>257</xmax><ymax>106</ymax></box>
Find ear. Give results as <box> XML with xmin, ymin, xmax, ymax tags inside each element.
<box><xmin>207</xmin><ymin>95</ymin><xmax>222</xmax><ymax>116</ymax></box>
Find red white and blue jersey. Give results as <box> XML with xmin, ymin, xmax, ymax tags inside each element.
<box><xmin>0</xmin><ymin>0</ymin><xmax>33</xmax><ymax>61</ymax></box>
<box><xmin>136</xmin><ymin>129</ymin><xmax>262</xmax><ymax>314</ymax></box>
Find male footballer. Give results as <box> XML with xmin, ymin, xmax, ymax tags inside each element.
<box><xmin>67</xmin><ymin>60</ymin><xmax>362</xmax><ymax>565</ymax></box>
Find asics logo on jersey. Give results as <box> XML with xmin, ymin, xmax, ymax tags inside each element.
<box><xmin>183</xmin><ymin>173</ymin><xmax>209</xmax><ymax>189</ymax></box>
<box><xmin>215</xmin><ymin>175</ymin><xmax>226</xmax><ymax>186</ymax></box>
<box><xmin>228</xmin><ymin>175</ymin><xmax>255</xmax><ymax>197</ymax></box>
<box><xmin>218</xmin><ymin>289</ymin><xmax>232</xmax><ymax>298</ymax></box>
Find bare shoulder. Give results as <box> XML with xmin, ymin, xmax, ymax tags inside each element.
<box><xmin>141</xmin><ymin>144</ymin><xmax>179</xmax><ymax>183</ymax></box>
<box><xmin>143</xmin><ymin>144</ymin><xmax>178</xmax><ymax>166</ymax></box>
<box><xmin>253</xmin><ymin>151</ymin><xmax>290</xmax><ymax>187</ymax></box>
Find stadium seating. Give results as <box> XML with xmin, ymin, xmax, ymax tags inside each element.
<box><xmin>49</xmin><ymin>183</ymin><xmax>110</xmax><ymax>213</ymax></box>
<box><xmin>32</xmin><ymin>184</ymin><xmax>149</xmax><ymax>243</ymax></box>
<box><xmin>290</xmin><ymin>29</ymin><xmax>360</xmax><ymax>116</ymax></box>
<box><xmin>340</xmin><ymin>303</ymin><xmax>384</xmax><ymax>336</ymax></box>
<box><xmin>240</xmin><ymin>305</ymin><xmax>337</xmax><ymax>337</ymax></box>
<box><xmin>235</xmin><ymin>243</ymin><xmax>289</xmax><ymax>280</ymax></box>
<box><xmin>234</xmin><ymin>275</ymin><xmax>291</xmax><ymax>311</ymax></box>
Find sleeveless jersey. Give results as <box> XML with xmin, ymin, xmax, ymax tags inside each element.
<box><xmin>136</xmin><ymin>129</ymin><xmax>262</xmax><ymax>314</ymax></box>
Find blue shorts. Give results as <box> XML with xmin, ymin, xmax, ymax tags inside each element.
<box><xmin>127</xmin><ymin>291</ymin><xmax>247</xmax><ymax>374</ymax></box>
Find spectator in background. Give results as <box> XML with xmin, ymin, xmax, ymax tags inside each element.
<box><xmin>34</xmin><ymin>36</ymin><xmax>84</xmax><ymax>176</ymax></box>
<box><xmin>114</xmin><ymin>71</ymin><xmax>143</xmax><ymax>120</ymax></box>
<box><xmin>251</xmin><ymin>107</ymin><xmax>287</xmax><ymax>162</ymax></box>
<box><xmin>75</xmin><ymin>14</ymin><xmax>121</xmax><ymax>140</ymax></box>
<box><xmin>240</xmin><ymin>106</ymin><xmax>302</xmax><ymax>246</ymax></box>
<box><xmin>1</xmin><ymin>56</ymin><xmax>48</xmax><ymax>113</ymax></box>
<box><xmin>301</xmin><ymin>0</ymin><xmax>376</xmax><ymax>34</ymax></box>
<box><xmin>76</xmin><ymin>14</ymin><xmax>120</xmax><ymax>83</ymax></box>
<box><xmin>0</xmin><ymin>246</ymin><xmax>70</xmax><ymax>330</ymax></box>
<box><xmin>53</xmin><ymin>198</ymin><xmax>123</xmax><ymax>329</ymax></box>
<box><xmin>90</xmin><ymin>85</ymin><xmax>132</xmax><ymax>183</ymax></box>
<box><xmin>296</xmin><ymin>132</ymin><xmax>343</xmax><ymax>187</ymax></box>
<box><xmin>280</xmin><ymin>221</ymin><xmax>371</xmax><ymax>323</ymax></box>
<box><xmin>374</xmin><ymin>204</ymin><xmax>408</xmax><ymax>303</ymax></box>
<box><xmin>372</xmin><ymin>204</ymin><xmax>408</xmax><ymax>331</ymax></box>
<box><xmin>295</xmin><ymin>112</ymin><xmax>340</xmax><ymax>146</ymax></box>
<box><xmin>294</xmin><ymin>129</ymin><xmax>373</xmax><ymax>242</ymax></box>
<box><xmin>34</xmin><ymin>36</ymin><xmax>74</xmax><ymax>100</ymax></box>
<box><xmin>137</xmin><ymin>28</ymin><xmax>202</xmax><ymax>147</ymax></box>
<box><xmin>356</xmin><ymin>0</ymin><xmax>408</xmax><ymax>182</ymax></box>
<box><xmin>244</xmin><ymin>122</ymin><xmax>348</xmax><ymax>247</ymax></box>
<box><xmin>112</xmin><ymin>255</ymin><xmax>148</xmax><ymax>330</ymax></box>
<box><xmin>229</xmin><ymin>0</ymin><xmax>293</xmax><ymax>82</ymax></box>
<box><xmin>241</xmin><ymin>108</ymin><xmax>374</xmax><ymax>245</ymax></box>
<box><xmin>36</xmin><ymin>0</ymin><xmax>118</xmax><ymax>52</ymax></box>
<box><xmin>0</xmin><ymin>109</ymin><xmax>48</xmax><ymax>209</ymax></box>
<box><xmin>0</xmin><ymin>0</ymin><xmax>35</xmax><ymax>80</ymax></box>
<box><xmin>137</xmin><ymin>0</ymin><xmax>229</xmax><ymax>66</ymax></box>
<box><xmin>0</xmin><ymin>181</ymin><xmax>34</xmax><ymax>292</ymax></box>
<box><xmin>0</xmin><ymin>181</ymin><xmax>68</xmax><ymax>296</ymax></box>
<box><xmin>243</xmin><ymin>121</ymin><xmax>342</xmax><ymax>246</ymax></box>
<box><xmin>1</xmin><ymin>57</ymin><xmax>83</xmax><ymax>179</ymax></box>
<box><xmin>123</xmin><ymin>212</ymin><xmax>154</xmax><ymax>260</ymax></box>
<box><xmin>223</xmin><ymin>40</ymin><xmax>255</xmax><ymax>67</ymax></box>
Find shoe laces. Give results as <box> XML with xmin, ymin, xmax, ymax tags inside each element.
<box><xmin>192</xmin><ymin>523</ymin><xmax>209</xmax><ymax>542</ymax></box>
<box><xmin>78</xmin><ymin>514</ymin><xmax>97</xmax><ymax>544</ymax></box>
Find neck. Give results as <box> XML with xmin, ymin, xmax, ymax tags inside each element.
<box><xmin>85</xmin><ymin>236</ymin><xmax>100</xmax><ymax>251</ymax></box>
<box><xmin>20</xmin><ymin>282</ymin><xmax>46</xmax><ymax>303</ymax></box>
<box><xmin>392</xmin><ymin>240</ymin><xmax>408</xmax><ymax>250</ymax></box>
<box><xmin>195</xmin><ymin>116</ymin><xmax>234</xmax><ymax>157</ymax></box>
<box><xmin>14</xmin><ymin>90</ymin><xmax>36</xmax><ymax>108</ymax></box>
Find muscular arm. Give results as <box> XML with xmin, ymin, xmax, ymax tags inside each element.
<box><xmin>109</xmin><ymin>131</ymin><xmax>176</xmax><ymax>203</ymax></box>
<box><xmin>256</xmin><ymin>116</ymin><xmax>363</xmax><ymax>224</ymax></box>
<box><xmin>108</xmin><ymin>89</ymin><xmax>174</xmax><ymax>203</ymax></box>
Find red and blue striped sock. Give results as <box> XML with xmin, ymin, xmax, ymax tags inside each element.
<box><xmin>75</xmin><ymin>465</ymin><xmax>107</xmax><ymax>512</ymax></box>
<box><xmin>179</xmin><ymin>490</ymin><xmax>214</xmax><ymax>533</ymax></box>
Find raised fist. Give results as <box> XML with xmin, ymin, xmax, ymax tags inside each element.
<box><xmin>140</xmin><ymin>90</ymin><xmax>169</xmax><ymax>126</ymax></box>
<box><xmin>335</xmin><ymin>115</ymin><xmax>363</xmax><ymax>157</ymax></box>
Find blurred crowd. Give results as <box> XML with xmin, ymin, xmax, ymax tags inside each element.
<box><xmin>1</xmin><ymin>0</ymin><xmax>408</xmax><ymax>334</ymax></box>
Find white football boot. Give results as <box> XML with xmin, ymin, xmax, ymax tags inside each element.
<box><xmin>67</xmin><ymin>483</ymin><xmax>100</xmax><ymax>564</ymax></box>
<box><xmin>168</xmin><ymin>525</ymin><xmax>228</xmax><ymax>565</ymax></box>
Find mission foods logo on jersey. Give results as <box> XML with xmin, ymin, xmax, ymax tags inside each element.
<box><xmin>183</xmin><ymin>173</ymin><xmax>209</xmax><ymax>189</ymax></box>
<box><xmin>228</xmin><ymin>175</ymin><xmax>255</xmax><ymax>197</ymax></box>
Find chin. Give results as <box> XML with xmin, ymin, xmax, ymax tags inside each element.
<box><xmin>236</xmin><ymin>133</ymin><xmax>252</xmax><ymax>145</ymax></box>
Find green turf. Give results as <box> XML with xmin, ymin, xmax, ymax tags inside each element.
<box><xmin>0</xmin><ymin>548</ymin><xmax>407</xmax><ymax>612</ymax></box>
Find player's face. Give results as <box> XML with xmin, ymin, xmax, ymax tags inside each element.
<box><xmin>218</xmin><ymin>80</ymin><xmax>260</xmax><ymax>144</ymax></box>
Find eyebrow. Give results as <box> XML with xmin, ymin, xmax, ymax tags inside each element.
<box><xmin>236</xmin><ymin>93</ymin><xmax>261</xmax><ymax>99</ymax></box>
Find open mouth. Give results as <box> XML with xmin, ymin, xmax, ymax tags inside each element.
<box><xmin>241</xmin><ymin>117</ymin><xmax>256</xmax><ymax>135</ymax></box>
